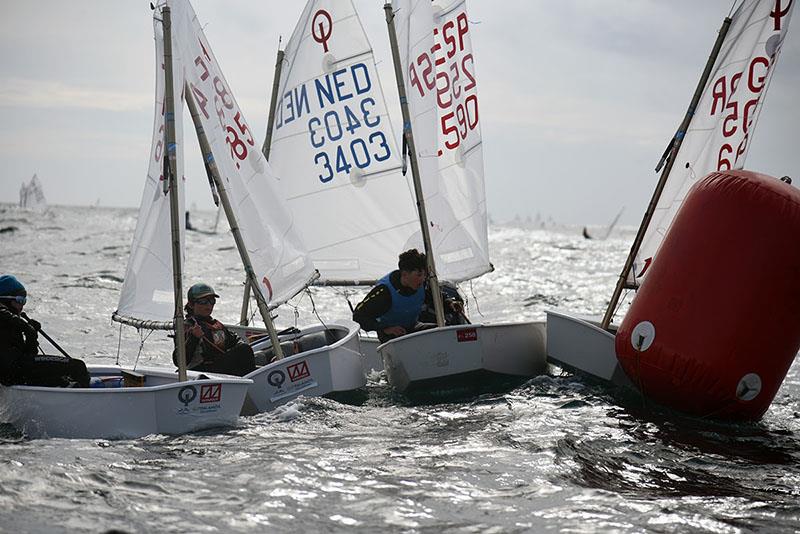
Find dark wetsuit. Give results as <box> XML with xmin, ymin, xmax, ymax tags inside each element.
<box><xmin>0</xmin><ymin>304</ymin><xmax>37</xmax><ymax>385</ymax></box>
<box><xmin>173</xmin><ymin>314</ymin><xmax>256</xmax><ymax>376</ymax></box>
<box><xmin>0</xmin><ymin>303</ymin><xmax>89</xmax><ymax>387</ymax></box>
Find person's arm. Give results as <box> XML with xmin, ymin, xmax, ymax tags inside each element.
<box><xmin>224</xmin><ymin>326</ymin><xmax>246</xmax><ymax>350</ymax></box>
<box><xmin>173</xmin><ymin>316</ymin><xmax>202</xmax><ymax>366</ymax></box>
<box><xmin>352</xmin><ymin>285</ymin><xmax>391</xmax><ymax>332</ymax></box>
<box><xmin>0</xmin><ymin>306</ymin><xmax>37</xmax><ymax>354</ymax></box>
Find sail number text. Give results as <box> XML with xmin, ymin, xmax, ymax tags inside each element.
<box><xmin>189</xmin><ymin>48</ymin><xmax>256</xmax><ymax>169</ymax></box>
<box><xmin>275</xmin><ymin>63</ymin><xmax>392</xmax><ymax>184</ymax></box>
<box><xmin>408</xmin><ymin>11</ymin><xmax>479</xmax><ymax>155</ymax></box>
<box><xmin>711</xmin><ymin>55</ymin><xmax>771</xmax><ymax>171</ymax></box>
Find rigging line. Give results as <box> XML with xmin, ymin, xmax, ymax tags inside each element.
<box><xmin>116</xmin><ymin>322</ymin><xmax>123</xmax><ymax>366</ymax></box>
<box><xmin>727</xmin><ymin>0</ymin><xmax>740</xmax><ymax>19</ymax></box>
<box><xmin>468</xmin><ymin>279</ymin><xmax>483</xmax><ymax>318</ymax></box>
<box><xmin>133</xmin><ymin>327</ymin><xmax>152</xmax><ymax>371</ymax></box>
<box><xmin>306</xmin><ymin>288</ymin><xmax>329</xmax><ymax>331</ymax></box>
<box><xmin>609</xmin><ymin>287</ymin><xmax>631</xmax><ymax>326</ymax></box>
<box><xmin>337</xmin><ymin>287</ymin><xmax>357</xmax><ymax>314</ymax></box>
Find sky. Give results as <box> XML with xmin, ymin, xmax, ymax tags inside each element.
<box><xmin>0</xmin><ymin>1</ymin><xmax>797</xmax><ymax>226</ymax></box>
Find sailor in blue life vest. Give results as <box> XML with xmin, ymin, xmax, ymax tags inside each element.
<box><xmin>173</xmin><ymin>283</ymin><xmax>256</xmax><ymax>376</ymax></box>
<box><xmin>0</xmin><ymin>274</ymin><xmax>89</xmax><ymax>387</ymax></box>
<box><xmin>352</xmin><ymin>249</ymin><xmax>437</xmax><ymax>343</ymax></box>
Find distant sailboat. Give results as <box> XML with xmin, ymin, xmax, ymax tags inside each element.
<box><xmin>18</xmin><ymin>174</ymin><xmax>46</xmax><ymax>211</ymax></box>
<box><xmin>582</xmin><ymin>207</ymin><xmax>624</xmax><ymax>240</ymax></box>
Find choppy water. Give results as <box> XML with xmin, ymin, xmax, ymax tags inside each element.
<box><xmin>2</xmin><ymin>205</ymin><xmax>800</xmax><ymax>533</ymax></box>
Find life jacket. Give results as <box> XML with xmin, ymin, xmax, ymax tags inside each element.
<box><xmin>375</xmin><ymin>271</ymin><xmax>425</xmax><ymax>329</ymax></box>
<box><xmin>196</xmin><ymin>316</ymin><xmax>227</xmax><ymax>349</ymax></box>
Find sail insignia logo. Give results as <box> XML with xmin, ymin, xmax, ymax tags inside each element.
<box><xmin>312</xmin><ymin>9</ymin><xmax>333</xmax><ymax>52</ymax></box>
<box><xmin>771</xmin><ymin>1</ymin><xmax>793</xmax><ymax>31</ymax></box>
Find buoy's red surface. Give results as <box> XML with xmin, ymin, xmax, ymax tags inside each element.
<box><xmin>616</xmin><ymin>170</ymin><xmax>800</xmax><ymax>420</ymax></box>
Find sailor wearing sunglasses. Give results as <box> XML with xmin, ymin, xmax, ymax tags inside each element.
<box><xmin>172</xmin><ymin>283</ymin><xmax>256</xmax><ymax>376</ymax></box>
<box><xmin>0</xmin><ymin>274</ymin><xmax>89</xmax><ymax>387</ymax></box>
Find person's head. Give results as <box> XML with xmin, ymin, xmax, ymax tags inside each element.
<box><xmin>398</xmin><ymin>249</ymin><xmax>427</xmax><ymax>290</ymax></box>
<box><xmin>0</xmin><ymin>274</ymin><xmax>27</xmax><ymax>314</ymax></box>
<box><xmin>185</xmin><ymin>282</ymin><xmax>219</xmax><ymax>317</ymax></box>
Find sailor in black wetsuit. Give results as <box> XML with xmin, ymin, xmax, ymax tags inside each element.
<box><xmin>352</xmin><ymin>249</ymin><xmax>430</xmax><ymax>343</ymax></box>
<box><xmin>0</xmin><ymin>274</ymin><xmax>89</xmax><ymax>387</ymax></box>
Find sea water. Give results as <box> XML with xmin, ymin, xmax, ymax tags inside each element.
<box><xmin>1</xmin><ymin>204</ymin><xmax>799</xmax><ymax>533</ymax></box>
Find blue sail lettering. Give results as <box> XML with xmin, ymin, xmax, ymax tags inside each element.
<box><xmin>314</xmin><ymin>64</ymin><xmax>373</xmax><ymax>110</ymax></box>
<box><xmin>276</xmin><ymin>84</ymin><xmax>309</xmax><ymax>129</ymax></box>
<box><xmin>315</xmin><ymin>77</ymin><xmax>335</xmax><ymax>109</ymax></box>
<box><xmin>352</xmin><ymin>63</ymin><xmax>371</xmax><ymax>95</ymax></box>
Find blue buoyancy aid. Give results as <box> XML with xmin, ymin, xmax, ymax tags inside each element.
<box><xmin>375</xmin><ymin>272</ymin><xmax>425</xmax><ymax>329</ymax></box>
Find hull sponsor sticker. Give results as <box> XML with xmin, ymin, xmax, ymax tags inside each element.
<box><xmin>457</xmin><ymin>328</ymin><xmax>478</xmax><ymax>342</ymax></box>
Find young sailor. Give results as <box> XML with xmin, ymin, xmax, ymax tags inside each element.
<box><xmin>0</xmin><ymin>274</ymin><xmax>89</xmax><ymax>387</ymax></box>
<box><xmin>352</xmin><ymin>249</ymin><xmax>432</xmax><ymax>343</ymax></box>
<box><xmin>173</xmin><ymin>283</ymin><xmax>256</xmax><ymax>376</ymax></box>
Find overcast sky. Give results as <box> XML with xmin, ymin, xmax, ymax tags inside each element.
<box><xmin>0</xmin><ymin>1</ymin><xmax>797</xmax><ymax>226</ymax></box>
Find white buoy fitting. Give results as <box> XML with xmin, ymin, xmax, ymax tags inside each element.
<box><xmin>630</xmin><ymin>321</ymin><xmax>655</xmax><ymax>352</ymax></box>
<box><xmin>736</xmin><ymin>373</ymin><xmax>762</xmax><ymax>401</ymax></box>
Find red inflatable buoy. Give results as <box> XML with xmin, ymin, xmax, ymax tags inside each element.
<box><xmin>616</xmin><ymin>170</ymin><xmax>800</xmax><ymax>421</ymax></box>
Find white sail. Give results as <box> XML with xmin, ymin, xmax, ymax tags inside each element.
<box><xmin>115</xmin><ymin>11</ymin><xmax>186</xmax><ymax>325</ymax></box>
<box><xmin>393</xmin><ymin>0</ymin><xmax>491</xmax><ymax>282</ymax></box>
<box><xmin>631</xmin><ymin>0</ymin><xmax>794</xmax><ymax>284</ymax></box>
<box><xmin>170</xmin><ymin>0</ymin><xmax>315</xmax><ymax>307</ymax></box>
<box><xmin>268</xmin><ymin>0</ymin><xmax>419</xmax><ymax>283</ymax></box>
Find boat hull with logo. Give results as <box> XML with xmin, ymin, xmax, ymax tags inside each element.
<box><xmin>378</xmin><ymin>322</ymin><xmax>547</xmax><ymax>393</ymax></box>
<box><xmin>231</xmin><ymin>322</ymin><xmax>364</xmax><ymax>414</ymax></box>
<box><xmin>0</xmin><ymin>365</ymin><xmax>252</xmax><ymax>439</ymax></box>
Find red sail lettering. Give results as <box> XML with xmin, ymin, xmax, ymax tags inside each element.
<box><xmin>718</xmin><ymin>144</ymin><xmax>733</xmax><ymax>171</ymax></box>
<box><xmin>747</xmin><ymin>56</ymin><xmax>770</xmax><ymax>93</ymax></box>
<box><xmin>710</xmin><ymin>76</ymin><xmax>727</xmax><ymax>115</ymax></box>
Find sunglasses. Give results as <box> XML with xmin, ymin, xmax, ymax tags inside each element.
<box><xmin>1</xmin><ymin>295</ymin><xmax>26</xmax><ymax>305</ymax></box>
<box><xmin>193</xmin><ymin>297</ymin><xmax>216</xmax><ymax>306</ymax></box>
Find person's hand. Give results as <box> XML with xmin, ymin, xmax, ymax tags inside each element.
<box><xmin>189</xmin><ymin>323</ymin><xmax>204</xmax><ymax>338</ymax></box>
<box><xmin>446</xmin><ymin>300</ymin><xmax>464</xmax><ymax>314</ymax></box>
<box><xmin>383</xmin><ymin>326</ymin><xmax>406</xmax><ymax>337</ymax></box>
<box><xmin>26</xmin><ymin>317</ymin><xmax>41</xmax><ymax>332</ymax></box>
<box><xmin>22</xmin><ymin>323</ymin><xmax>38</xmax><ymax>353</ymax></box>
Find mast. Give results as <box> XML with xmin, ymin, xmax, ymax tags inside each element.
<box><xmin>185</xmin><ymin>83</ymin><xmax>286</xmax><ymax>360</ymax></box>
<box><xmin>162</xmin><ymin>6</ymin><xmax>188</xmax><ymax>381</ymax></box>
<box><xmin>239</xmin><ymin>47</ymin><xmax>286</xmax><ymax>325</ymax></box>
<box><xmin>384</xmin><ymin>2</ymin><xmax>445</xmax><ymax>327</ymax></box>
<box><xmin>261</xmin><ymin>47</ymin><xmax>285</xmax><ymax>161</ymax></box>
<box><xmin>600</xmin><ymin>15</ymin><xmax>733</xmax><ymax>330</ymax></box>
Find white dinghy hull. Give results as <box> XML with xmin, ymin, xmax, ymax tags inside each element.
<box><xmin>357</xmin><ymin>334</ymin><xmax>382</xmax><ymax>374</ymax></box>
<box><xmin>378</xmin><ymin>322</ymin><xmax>547</xmax><ymax>393</ymax></box>
<box><xmin>233</xmin><ymin>322</ymin><xmax>365</xmax><ymax>414</ymax></box>
<box><xmin>545</xmin><ymin>310</ymin><xmax>635</xmax><ymax>390</ymax></box>
<box><xmin>0</xmin><ymin>365</ymin><xmax>251</xmax><ymax>439</ymax></box>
